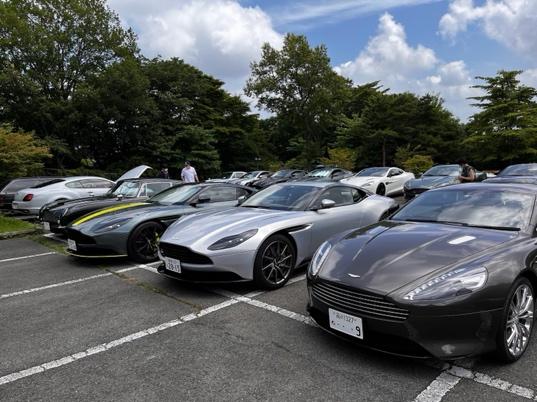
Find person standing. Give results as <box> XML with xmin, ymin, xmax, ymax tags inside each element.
<box><xmin>458</xmin><ymin>159</ymin><xmax>476</xmax><ymax>183</ymax></box>
<box><xmin>158</xmin><ymin>167</ymin><xmax>169</xmax><ymax>179</ymax></box>
<box><xmin>181</xmin><ymin>161</ymin><xmax>199</xmax><ymax>183</ymax></box>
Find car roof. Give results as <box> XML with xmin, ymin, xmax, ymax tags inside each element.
<box><xmin>277</xmin><ymin>181</ymin><xmax>352</xmax><ymax>189</ymax></box>
<box><xmin>431</xmin><ymin>182</ymin><xmax>537</xmax><ymax>194</ymax></box>
<box><xmin>118</xmin><ymin>178</ymin><xmax>180</xmax><ymax>183</ymax></box>
<box><xmin>64</xmin><ymin>176</ymin><xmax>112</xmax><ymax>181</ymax></box>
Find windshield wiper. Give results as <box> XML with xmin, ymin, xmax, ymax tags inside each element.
<box><xmin>400</xmin><ymin>219</ymin><xmax>467</xmax><ymax>226</ymax></box>
<box><xmin>462</xmin><ymin>224</ymin><xmax>520</xmax><ymax>232</ymax></box>
<box><xmin>401</xmin><ymin>219</ymin><xmax>521</xmax><ymax>231</ymax></box>
<box><xmin>241</xmin><ymin>205</ymin><xmax>267</xmax><ymax>209</ymax></box>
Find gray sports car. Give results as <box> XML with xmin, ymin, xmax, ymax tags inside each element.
<box><xmin>157</xmin><ymin>182</ymin><xmax>399</xmax><ymax>289</ymax></box>
<box><xmin>65</xmin><ymin>183</ymin><xmax>254</xmax><ymax>262</ymax></box>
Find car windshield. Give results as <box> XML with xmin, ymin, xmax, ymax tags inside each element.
<box><xmin>423</xmin><ymin>165</ymin><xmax>460</xmax><ymax>177</ymax></box>
<box><xmin>356</xmin><ymin>167</ymin><xmax>389</xmax><ymax>177</ymax></box>
<box><xmin>148</xmin><ymin>185</ymin><xmax>200</xmax><ymax>205</ymax></box>
<box><xmin>499</xmin><ymin>164</ymin><xmax>537</xmax><ymax>177</ymax></box>
<box><xmin>307</xmin><ymin>168</ymin><xmax>332</xmax><ymax>177</ymax></box>
<box><xmin>111</xmin><ymin>181</ymin><xmax>142</xmax><ymax>197</ymax></box>
<box><xmin>392</xmin><ymin>188</ymin><xmax>534</xmax><ymax>231</ymax></box>
<box><xmin>271</xmin><ymin>170</ymin><xmax>291</xmax><ymax>178</ymax></box>
<box><xmin>241</xmin><ymin>184</ymin><xmax>318</xmax><ymax>211</ymax></box>
<box><xmin>242</xmin><ymin>171</ymin><xmax>260</xmax><ymax>179</ymax></box>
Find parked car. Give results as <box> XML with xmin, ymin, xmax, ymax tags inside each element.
<box><xmin>308</xmin><ymin>182</ymin><xmax>536</xmax><ymax>362</ymax></box>
<box><xmin>485</xmin><ymin>164</ymin><xmax>537</xmax><ymax>184</ymax></box>
<box><xmin>297</xmin><ymin>167</ymin><xmax>353</xmax><ymax>182</ymax></box>
<box><xmin>250</xmin><ymin>169</ymin><xmax>306</xmax><ymax>189</ymax></box>
<box><xmin>12</xmin><ymin>165</ymin><xmax>151</xmax><ymax>214</ymax></box>
<box><xmin>39</xmin><ymin>178</ymin><xmax>180</xmax><ymax>234</ymax></box>
<box><xmin>342</xmin><ymin>167</ymin><xmax>414</xmax><ymax>196</ymax></box>
<box><xmin>206</xmin><ymin>171</ymin><xmax>247</xmax><ymax>183</ymax></box>
<box><xmin>65</xmin><ymin>183</ymin><xmax>255</xmax><ymax>262</ymax></box>
<box><xmin>230</xmin><ymin>171</ymin><xmax>271</xmax><ymax>186</ymax></box>
<box><xmin>0</xmin><ymin>177</ymin><xmax>63</xmax><ymax>210</ymax></box>
<box><xmin>403</xmin><ymin>164</ymin><xmax>486</xmax><ymax>199</ymax></box>
<box><xmin>157</xmin><ymin>181</ymin><xmax>398</xmax><ymax>289</ymax></box>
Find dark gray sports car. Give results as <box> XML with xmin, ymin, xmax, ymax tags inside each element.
<box><xmin>308</xmin><ymin>183</ymin><xmax>536</xmax><ymax>362</ymax></box>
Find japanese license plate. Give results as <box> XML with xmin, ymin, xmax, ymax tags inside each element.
<box><xmin>67</xmin><ymin>239</ymin><xmax>77</xmax><ymax>251</ymax></box>
<box><xmin>165</xmin><ymin>257</ymin><xmax>181</xmax><ymax>273</ymax></box>
<box><xmin>329</xmin><ymin>308</ymin><xmax>363</xmax><ymax>339</ymax></box>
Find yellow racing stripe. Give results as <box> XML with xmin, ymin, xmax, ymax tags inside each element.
<box><xmin>73</xmin><ymin>202</ymin><xmax>148</xmax><ymax>226</ymax></box>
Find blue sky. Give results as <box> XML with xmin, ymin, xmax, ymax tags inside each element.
<box><xmin>108</xmin><ymin>0</ymin><xmax>537</xmax><ymax>121</ymax></box>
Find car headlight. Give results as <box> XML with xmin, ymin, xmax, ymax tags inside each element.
<box><xmin>362</xmin><ymin>181</ymin><xmax>374</xmax><ymax>187</ymax></box>
<box><xmin>92</xmin><ymin>217</ymin><xmax>132</xmax><ymax>233</ymax></box>
<box><xmin>208</xmin><ymin>229</ymin><xmax>258</xmax><ymax>250</ymax></box>
<box><xmin>309</xmin><ymin>241</ymin><xmax>332</xmax><ymax>277</ymax></box>
<box><xmin>404</xmin><ymin>266</ymin><xmax>488</xmax><ymax>301</ymax></box>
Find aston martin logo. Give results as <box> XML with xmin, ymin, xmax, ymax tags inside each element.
<box><xmin>347</xmin><ymin>273</ymin><xmax>361</xmax><ymax>278</ymax></box>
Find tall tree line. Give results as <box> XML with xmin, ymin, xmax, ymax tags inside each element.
<box><xmin>0</xmin><ymin>0</ymin><xmax>535</xmax><ymax>182</ymax></box>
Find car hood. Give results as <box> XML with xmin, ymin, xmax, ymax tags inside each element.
<box><xmin>116</xmin><ymin>165</ymin><xmax>152</xmax><ymax>182</ymax></box>
<box><xmin>341</xmin><ymin>177</ymin><xmax>378</xmax><ymax>186</ymax></box>
<box><xmin>70</xmin><ymin>202</ymin><xmax>192</xmax><ymax>228</ymax></box>
<box><xmin>162</xmin><ymin>207</ymin><xmax>305</xmax><ymax>245</ymax></box>
<box><xmin>406</xmin><ymin>175</ymin><xmax>458</xmax><ymax>189</ymax></box>
<box><xmin>318</xmin><ymin>221</ymin><xmax>517</xmax><ymax>295</ymax></box>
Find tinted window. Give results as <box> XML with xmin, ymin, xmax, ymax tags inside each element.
<box><xmin>237</xmin><ymin>188</ymin><xmax>251</xmax><ymax>198</ymax></box>
<box><xmin>316</xmin><ymin>186</ymin><xmax>359</xmax><ymax>207</ymax></box>
<box><xmin>200</xmin><ymin>186</ymin><xmax>238</xmax><ymax>202</ymax></box>
<box><xmin>33</xmin><ymin>179</ymin><xmax>65</xmax><ymax>188</ymax></box>
<box><xmin>112</xmin><ymin>181</ymin><xmax>141</xmax><ymax>197</ymax></box>
<box><xmin>242</xmin><ymin>184</ymin><xmax>318</xmax><ymax>211</ymax></box>
<box><xmin>150</xmin><ymin>185</ymin><xmax>201</xmax><ymax>205</ymax></box>
<box><xmin>423</xmin><ymin>165</ymin><xmax>460</xmax><ymax>177</ymax></box>
<box><xmin>3</xmin><ymin>179</ymin><xmax>41</xmax><ymax>192</ymax></box>
<box><xmin>143</xmin><ymin>182</ymin><xmax>172</xmax><ymax>197</ymax></box>
<box><xmin>82</xmin><ymin>179</ymin><xmax>113</xmax><ymax>188</ymax></box>
<box><xmin>65</xmin><ymin>180</ymin><xmax>83</xmax><ymax>188</ymax></box>
<box><xmin>392</xmin><ymin>189</ymin><xmax>534</xmax><ymax>230</ymax></box>
<box><xmin>356</xmin><ymin>168</ymin><xmax>389</xmax><ymax>177</ymax></box>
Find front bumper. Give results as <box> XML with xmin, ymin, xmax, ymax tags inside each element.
<box><xmin>307</xmin><ymin>279</ymin><xmax>502</xmax><ymax>359</ymax></box>
<box><xmin>158</xmin><ymin>242</ymin><xmax>256</xmax><ymax>282</ymax></box>
<box><xmin>65</xmin><ymin>228</ymin><xmax>128</xmax><ymax>258</ymax></box>
<box><xmin>11</xmin><ymin>202</ymin><xmax>41</xmax><ymax>214</ymax></box>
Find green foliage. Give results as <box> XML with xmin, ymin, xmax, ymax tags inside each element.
<box><xmin>0</xmin><ymin>215</ymin><xmax>35</xmax><ymax>234</ymax></box>
<box><xmin>245</xmin><ymin>34</ymin><xmax>351</xmax><ymax>164</ymax></box>
<box><xmin>402</xmin><ymin>155</ymin><xmax>434</xmax><ymax>175</ymax></box>
<box><xmin>320</xmin><ymin>148</ymin><xmax>356</xmax><ymax>170</ymax></box>
<box><xmin>466</xmin><ymin>70</ymin><xmax>537</xmax><ymax>167</ymax></box>
<box><xmin>0</xmin><ymin>126</ymin><xmax>51</xmax><ymax>181</ymax></box>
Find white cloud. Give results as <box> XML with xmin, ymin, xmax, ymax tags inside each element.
<box><xmin>439</xmin><ymin>0</ymin><xmax>537</xmax><ymax>60</ymax></box>
<box><xmin>520</xmin><ymin>68</ymin><xmax>537</xmax><ymax>88</ymax></box>
<box><xmin>272</xmin><ymin>0</ymin><xmax>441</xmax><ymax>26</ymax></box>
<box><xmin>336</xmin><ymin>13</ymin><xmax>479</xmax><ymax>120</ymax></box>
<box><xmin>108</xmin><ymin>0</ymin><xmax>283</xmax><ymax>93</ymax></box>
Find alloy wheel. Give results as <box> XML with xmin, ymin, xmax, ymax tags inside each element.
<box><xmin>261</xmin><ymin>240</ymin><xmax>293</xmax><ymax>285</ymax></box>
<box><xmin>134</xmin><ymin>226</ymin><xmax>161</xmax><ymax>259</ymax></box>
<box><xmin>506</xmin><ymin>283</ymin><xmax>534</xmax><ymax>357</ymax></box>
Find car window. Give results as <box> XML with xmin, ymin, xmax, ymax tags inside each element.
<box><xmin>242</xmin><ymin>184</ymin><xmax>318</xmax><ymax>211</ymax></box>
<box><xmin>66</xmin><ymin>180</ymin><xmax>83</xmax><ymax>188</ymax></box>
<box><xmin>82</xmin><ymin>179</ymin><xmax>113</xmax><ymax>188</ymax></box>
<box><xmin>199</xmin><ymin>186</ymin><xmax>239</xmax><ymax>202</ymax></box>
<box><xmin>3</xmin><ymin>179</ymin><xmax>41</xmax><ymax>192</ymax></box>
<box><xmin>316</xmin><ymin>186</ymin><xmax>357</xmax><ymax>207</ymax></box>
<box><xmin>356</xmin><ymin>167</ymin><xmax>389</xmax><ymax>177</ymax></box>
<box><xmin>142</xmin><ymin>182</ymin><xmax>172</xmax><ymax>197</ymax></box>
<box><xmin>291</xmin><ymin>171</ymin><xmax>305</xmax><ymax>178</ymax></box>
<box><xmin>236</xmin><ymin>188</ymin><xmax>251</xmax><ymax>198</ymax></box>
<box><xmin>388</xmin><ymin>169</ymin><xmax>402</xmax><ymax>177</ymax></box>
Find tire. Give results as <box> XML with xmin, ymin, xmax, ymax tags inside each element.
<box><xmin>253</xmin><ymin>234</ymin><xmax>296</xmax><ymax>290</ymax></box>
<box><xmin>496</xmin><ymin>277</ymin><xmax>535</xmax><ymax>363</ymax></box>
<box><xmin>127</xmin><ymin>221</ymin><xmax>165</xmax><ymax>263</ymax></box>
<box><xmin>376</xmin><ymin>184</ymin><xmax>386</xmax><ymax>196</ymax></box>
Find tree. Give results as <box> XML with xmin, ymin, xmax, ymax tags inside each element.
<box><xmin>0</xmin><ymin>0</ymin><xmax>138</xmax><ymax>166</ymax></box>
<box><xmin>466</xmin><ymin>70</ymin><xmax>537</xmax><ymax>167</ymax></box>
<box><xmin>245</xmin><ymin>34</ymin><xmax>351</xmax><ymax>164</ymax></box>
<box><xmin>320</xmin><ymin>148</ymin><xmax>356</xmax><ymax>170</ymax></box>
<box><xmin>0</xmin><ymin>126</ymin><xmax>50</xmax><ymax>181</ymax></box>
<box><xmin>402</xmin><ymin>155</ymin><xmax>434</xmax><ymax>175</ymax></box>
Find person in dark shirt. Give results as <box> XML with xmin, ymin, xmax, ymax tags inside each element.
<box><xmin>458</xmin><ymin>159</ymin><xmax>476</xmax><ymax>182</ymax></box>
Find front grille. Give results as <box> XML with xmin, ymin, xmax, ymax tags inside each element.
<box><xmin>159</xmin><ymin>242</ymin><xmax>213</xmax><ymax>265</ymax></box>
<box><xmin>312</xmin><ymin>281</ymin><xmax>409</xmax><ymax>322</ymax></box>
<box><xmin>65</xmin><ymin>228</ymin><xmax>96</xmax><ymax>245</ymax></box>
<box><xmin>41</xmin><ymin>208</ymin><xmax>62</xmax><ymax>222</ymax></box>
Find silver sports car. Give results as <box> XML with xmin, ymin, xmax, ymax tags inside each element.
<box><xmin>158</xmin><ymin>182</ymin><xmax>399</xmax><ymax>289</ymax></box>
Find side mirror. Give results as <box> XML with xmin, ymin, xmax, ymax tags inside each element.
<box><xmin>117</xmin><ymin>194</ymin><xmax>124</xmax><ymax>200</ymax></box>
<box><xmin>238</xmin><ymin>195</ymin><xmax>247</xmax><ymax>205</ymax></box>
<box><xmin>320</xmin><ymin>199</ymin><xmax>336</xmax><ymax>209</ymax></box>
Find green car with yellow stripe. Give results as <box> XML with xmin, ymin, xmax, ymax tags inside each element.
<box><xmin>65</xmin><ymin>183</ymin><xmax>255</xmax><ymax>262</ymax></box>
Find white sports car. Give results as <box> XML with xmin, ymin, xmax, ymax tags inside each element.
<box><xmin>341</xmin><ymin>167</ymin><xmax>414</xmax><ymax>196</ymax></box>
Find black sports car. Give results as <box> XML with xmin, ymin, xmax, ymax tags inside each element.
<box><xmin>485</xmin><ymin>163</ymin><xmax>537</xmax><ymax>184</ymax></box>
<box><xmin>250</xmin><ymin>169</ymin><xmax>306</xmax><ymax>189</ymax></box>
<box><xmin>39</xmin><ymin>178</ymin><xmax>179</xmax><ymax>234</ymax></box>
<box><xmin>308</xmin><ymin>183</ymin><xmax>536</xmax><ymax>362</ymax></box>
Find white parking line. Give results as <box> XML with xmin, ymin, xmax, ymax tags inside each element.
<box><xmin>0</xmin><ymin>262</ymin><xmax>160</xmax><ymax>300</ymax></box>
<box><xmin>0</xmin><ymin>252</ymin><xmax>56</xmax><ymax>264</ymax></box>
<box><xmin>0</xmin><ymin>297</ymin><xmax>241</xmax><ymax>386</ymax></box>
<box><xmin>413</xmin><ymin>372</ymin><xmax>461</xmax><ymax>402</ymax></box>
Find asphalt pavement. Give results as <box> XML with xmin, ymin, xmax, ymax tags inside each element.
<box><xmin>1</xmin><ymin>237</ymin><xmax>536</xmax><ymax>401</ymax></box>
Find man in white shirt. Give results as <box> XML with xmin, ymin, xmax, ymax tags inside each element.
<box><xmin>181</xmin><ymin>161</ymin><xmax>199</xmax><ymax>183</ymax></box>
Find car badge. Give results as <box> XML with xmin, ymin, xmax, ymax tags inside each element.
<box><xmin>347</xmin><ymin>273</ymin><xmax>361</xmax><ymax>278</ymax></box>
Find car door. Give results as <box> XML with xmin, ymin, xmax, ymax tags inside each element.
<box><xmin>194</xmin><ymin>185</ymin><xmax>242</xmax><ymax>210</ymax></box>
<box><xmin>386</xmin><ymin>169</ymin><xmax>404</xmax><ymax>195</ymax></box>
<box><xmin>308</xmin><ymin>186</ymin><xmax>367</xmax><ymax>253</ymax></box>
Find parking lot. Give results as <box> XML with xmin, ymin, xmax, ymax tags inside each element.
<box><xmin>1</xmin><ymin>236</ymin><xmax>536</xmax><ymax>401</ymax></box>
